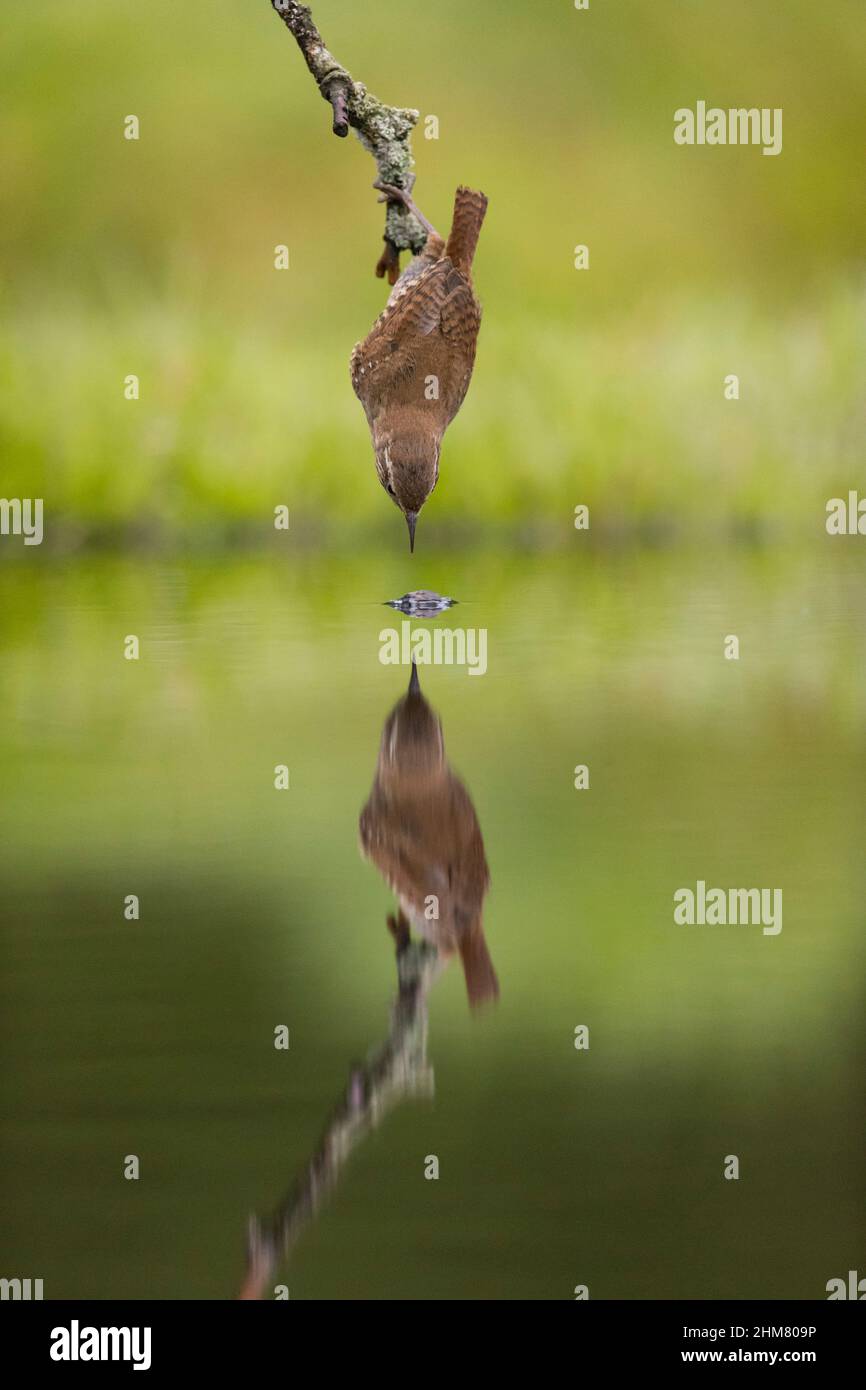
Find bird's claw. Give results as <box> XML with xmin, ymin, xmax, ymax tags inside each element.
<box><xmin>373</xmin><ymin>175</ymin><xmax>415</xmax><ymax>208</ymax></box>
<box><xmin>375</xmin><ymin>238</ymin><xmax>401</xmax><ymax>285</ymax></box>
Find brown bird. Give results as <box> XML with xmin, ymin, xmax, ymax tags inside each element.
<box><xmin>350</xmin><ymin>183</ymin><xmax>488</xmax><ymax>550</ymax></box>
<box><xmin>359</xmin><ymin>664</ymin><xmax>499</xmax><ymax>1008</ymax></box>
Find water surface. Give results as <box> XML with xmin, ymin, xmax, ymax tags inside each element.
<box><xmin>1</xmin><ymin>543</ymin><xmax>863</xmax><ymax>1298</ymax></box>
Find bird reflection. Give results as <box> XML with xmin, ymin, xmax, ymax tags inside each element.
<box><xmin>359</xmin><ymin>663</ymin><xmax>498</xmax><ymax>1008</ymax></box>
<box><xmin>238</xmin><ymin>664</ymin><xmax>496</xmax><ymax>1298</ymax></box>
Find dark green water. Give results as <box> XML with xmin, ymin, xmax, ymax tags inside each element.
<box><xmin>1</xmin><ymin>544</ymin><xmax>863</xmax><ymax>1299</ymax></box>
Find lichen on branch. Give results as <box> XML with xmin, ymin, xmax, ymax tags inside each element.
<box><xmin>270</xmin><ymin>1</ymin><xmax>427</xmax><ymax>278</ymax></box>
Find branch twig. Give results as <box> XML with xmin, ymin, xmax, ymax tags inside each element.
<box><xmin>270</xmin><ymin>0</ymin><xmax>428</xmax><ymax>279</ymax></box>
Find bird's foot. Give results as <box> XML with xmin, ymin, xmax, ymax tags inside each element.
<box><xmin>373</xmin><ymin>178</ymin><xmax>438</xmax><ymax>238</ymax></box>
<box><xmin>375</xmin><ymin>237</ymin><xmax>401</xmax><ymax>285</ymax></box>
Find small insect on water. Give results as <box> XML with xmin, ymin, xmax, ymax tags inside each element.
<box><xmin>384</xmin><ymin>589</ymin><xmax>456</xmax><ymax>618</ymax></box>
<box><xmin>351</xmin><ymin>183</ymin><xmax>488</xmax><ymax>551</ymax></box>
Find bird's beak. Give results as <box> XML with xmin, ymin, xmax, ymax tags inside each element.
<box><xmin>408</xmin><ymin>662</ymin><xmax>421</xmax><ymax>696</ymax></box>
<box><xmin>406</xmin><ymin>511</ymin><xmax>417</xmax><ymax>552</ymax></box>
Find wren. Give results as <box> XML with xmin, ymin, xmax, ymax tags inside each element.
<box><xmin>351</xmin><ymin>183</ymin><xmax>488</xmax><ymax>550</ymax></box>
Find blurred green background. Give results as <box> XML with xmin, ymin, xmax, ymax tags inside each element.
<box><xmin>1</xmin><ymin>0</ymin><xmax>864</xmax><ymax>540</ymax></box>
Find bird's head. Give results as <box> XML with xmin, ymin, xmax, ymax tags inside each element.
<box><xmin>378</xmin><ymin>664</ymin><xmax>445</xmax><ymax>777</ymax></box>
<box><xmin>374</xmin><ymin>419</ymin><xmax>441</xmax><ymax>551</ymax></box>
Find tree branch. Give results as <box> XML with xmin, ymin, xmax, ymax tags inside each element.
<box><xmin>238</xmin><ymin>929</ymin><xmax>440</xmax><ymax>1299</ymax></box>
<box><xmin>270</xmin><ymin>0</ymin><xmax>428</xmax><ymax>280</ymax></box>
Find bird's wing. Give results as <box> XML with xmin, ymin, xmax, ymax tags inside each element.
<box><xmin>359</xmin><ymin>803</ymin><xmax>445</xmax><ymax>915</ymax></box>
<box><xmin>350</xmin><ymin>258</ymin><xmax>480</xmax><ymax>413</ymax></box>
<box><xmin>350</xmin><ymin>324</ymin><xmax>416</xmax><ymax>409</ymax></box>
<box><xmin>424</xmin><ymin>260</ymin><xmax>482</xmax><ymax>423</ymax></box>
<box><xmin>444</xmin><ymin>778</ymin><xmax>490</xmax><ymax>913</ymax></box>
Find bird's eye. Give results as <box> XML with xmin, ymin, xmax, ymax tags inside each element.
<box><xmin>386</xmin><ymin>482</ymin><xmax>395</xmax><ymax>497</ymax></box>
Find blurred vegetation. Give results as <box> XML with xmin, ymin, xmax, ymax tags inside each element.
<box><xmin>1</xmin><ymin>0</ymin><xmax>864</xmax><ymax>541</ymax></box>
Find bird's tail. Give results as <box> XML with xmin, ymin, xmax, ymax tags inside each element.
<box><xmin>445</xmin><ymin>186</ymin><xmax>488</xmax><ymax>275</ymax></box>
<box><xmin>458</xmin><ymin>925</ymin><xmax>499</xmax><ymax>1008</ymax></box>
